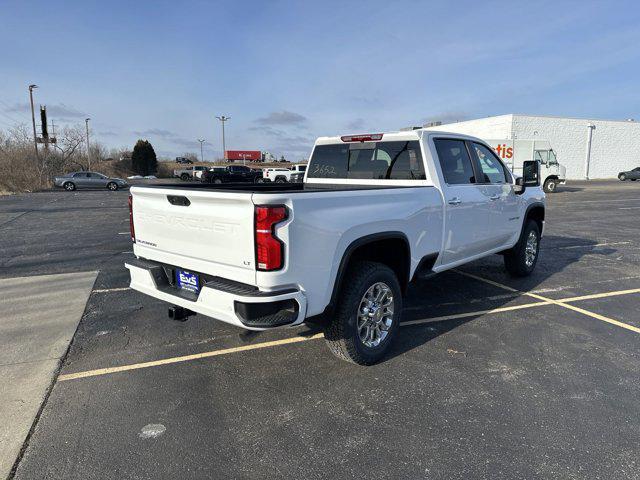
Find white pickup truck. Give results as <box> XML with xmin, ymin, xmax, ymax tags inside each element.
<box><xmin>263</xmin><ymin>164</ymin><xmax>307</xmax><ymax>183</ymax></box>
<box><xmin>126</xmin><ymin>130</ymin><xmax>544</xmax><ymax>364</ymax></box>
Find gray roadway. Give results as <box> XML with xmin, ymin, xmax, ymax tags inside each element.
<box><xmin>2</xmin><ymin>181</ymin><xmax>640</xmax><ymax>479</ymax></box>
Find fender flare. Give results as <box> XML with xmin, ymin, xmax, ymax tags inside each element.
<box><xmin>520</xmin><ymin>202</ymin><xmax>545</xmax><ymax>238</ymax></box>
<box><xmin>325</xmin><ymin>231</ymin><xmax>410</xmax><ymax>314</ymax></box>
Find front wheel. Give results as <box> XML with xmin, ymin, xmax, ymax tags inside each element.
<box><xmin>63</xmin><ymin>182</ymin><xmax>76</xmax><ymax>191</ymax></box>
<box><xmin>619</xmin><ymin>174</ymin><xmax>627</xmax><ymax>181</ymax></box>
<box><xmin>180</xmin><ymin>173</ymin><xmax>190</xmax><ymax>181</ymax></box>
<box><xmin>323</xmin><ymin>261</ymin><xmax>402</xmax><ymax>365</ymax></box>
<box><xmin>255</xmin><ymin>177</ymin><xmax>264</xmax><ymax>183</ymax></box>
<box><xmin>543</xmin><ymin>178</ymin><xmax>557</xmax><ymax>193</ymax></box>
<box><xmin>504</xmin><ymin>220</ymin><xmax>540</xmax><ymax>277</ymax></box>
<box><xmin>107</xmin><ymin>182</ymin><xmax>118</xmax><ymax>191</ymax></box>
<box><xmin>213</xmin><ymin>178</ymin><xmax>222</xmax><ymax>184</ymax></box>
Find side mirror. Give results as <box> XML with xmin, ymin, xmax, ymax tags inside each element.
<box><xmin>514</xmin><ymin>176</ymin><xmax>526</xmax><ymax>195</ymax></box>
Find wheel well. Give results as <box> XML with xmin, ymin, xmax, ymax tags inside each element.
<box><xmin>526</xmin><ymin>205</ymin><xmax>545</xmax><ymax>232</ymax></box>
<box><xmin>338</xmin><ymin>235</ymin><xmax>410</xmax><ymax>295</ymax></box>
<box><xmin>545</xmin><ymin>175</ymin><xmax>558</xmax><ymax>181</ymax></box>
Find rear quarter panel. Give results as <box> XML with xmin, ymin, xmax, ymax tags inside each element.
<box><xmin>253</xmin><ymin>187</ymin><xmax>443</xmax><ymax>316</ymax></box>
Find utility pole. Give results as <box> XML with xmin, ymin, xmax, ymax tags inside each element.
<box><xmin>215</xmin><ymin>115</ymin><xmax>230</xmax><ymax>161</ymax></box>
<box><xmin>28</xmin><ymin>84</ymin><xmax>38</xmax><ymax>159</ymax></box>
<box><xmin>197</xmin><ymin>138</ymin><xmax>205</xmax><ymax>162</ymax></box>
<box><xmin>85</xmin><ymin>118</ymin><xmax>91</xmax><ymax>170</ymax></box>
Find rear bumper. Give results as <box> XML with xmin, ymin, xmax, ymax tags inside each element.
<box><xmin>125</xmin><ymin>258</ymin><xmax>307</xmax><ymax>330</ymax></box>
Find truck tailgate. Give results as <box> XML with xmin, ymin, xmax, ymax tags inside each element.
<box><xmin>130</xmin><ymin>186</ymin><xmax>256</xmax><ymax>284</ymax></box>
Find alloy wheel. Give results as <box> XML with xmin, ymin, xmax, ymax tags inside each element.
<box><xmin>356</xmin><ymin>282</ymin><xmax>394</xmax><ymax>348</ymax></box>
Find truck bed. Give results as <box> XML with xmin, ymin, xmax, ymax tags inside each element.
<box><xmin>137</xmin><ymin>182</ymin><xmax>412</xmax><ymax>194</ymax></box>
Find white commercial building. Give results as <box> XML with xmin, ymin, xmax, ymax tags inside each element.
<box><xmin>428</xmin><ymin>114</ymin><xmax>639</xmax><ymax>180</ymax></box>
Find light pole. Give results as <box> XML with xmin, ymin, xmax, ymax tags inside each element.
<box><xmin>28</xmin><ymin>84</ymin><xmax>38</xmax><ymax>159</ymax></box>
<box><xmin>215</xmin><ymin>115</ymin><xmax>230</xmax><ymax>161</ymax></box>
<box><xmin>197</xmin><ymin>138</ymin><xmax>205</xmax><ymax>162</ymax></box>
<box><xmin>85</xmin><ymin>118</ymin><xmax>91</xmax><ymax>170</ymax></box>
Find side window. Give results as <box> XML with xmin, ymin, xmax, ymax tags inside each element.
<box><xmin>434</xmin><ymin>139</ymin><xmax>475</xmax><ymax>185</ymax></box>
<box><xmin>377</xmin><ymin>141</ymin><xmax>426</xmax><ymax>180</ymax></box>
<box><xmin>534</xmin><ymin>150</ymin><xmax>548</xmax><ymax>164</ymax></box>
<box><xmin>73</xmin><ymin>173</ymin><xmax>84</xmax><ymax>178</ymax></box>
<box><xmin>472</xmin><ymin>143</ymin><xmax>508</xmax><ymax>183</ymax></box>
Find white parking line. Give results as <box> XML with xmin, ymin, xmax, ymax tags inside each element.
<box><xmin>93</xmin><ymin>287</ymin><xmax>130</xmax><ymax>293</ymax></box>
<box><xmin>559</xmin><ymin>241</ymin><xmax>631</xmax><ymax>249</ymax></box>
<box><xmin>619</xmin><ymin>206</ymin><xmax>640</xmax><ymax>210</ymax></box>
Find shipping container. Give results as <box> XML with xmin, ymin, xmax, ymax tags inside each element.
<box><xmin>225</xmin><ymin>150</ymin><xmax>262</xmax><ymax>161</ymax></box>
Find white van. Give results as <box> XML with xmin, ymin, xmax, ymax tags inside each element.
<box><xmin>486</xmin><ymin>139</ymin><xmax>566</xmax><ymax>193</ymax></box>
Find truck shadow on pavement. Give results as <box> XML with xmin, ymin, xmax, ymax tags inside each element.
<box><xmin>381</xmin><ymin>235</ymin><xmax>617</xmax><ymax>362</ymax></box>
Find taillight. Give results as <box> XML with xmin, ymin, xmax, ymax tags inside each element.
<box><xmin>340</xmin><ymin>133</ymin><xmax>383</xmax><ymax>142</ymax></box>
<box><xmin>255</xmin><ymin>205</ymin><xmax>288</xmax><ymax>271</ymax></box>
<box><xmin>128</xmin><ymin>194</ymin><xmax>135</xmax><ymax>243</ymax></box>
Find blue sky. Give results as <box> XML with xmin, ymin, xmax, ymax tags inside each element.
<box><xmin>1</xmin><ymin>0</ymin><xmax>639</xmax><ymax>161</ymax></box>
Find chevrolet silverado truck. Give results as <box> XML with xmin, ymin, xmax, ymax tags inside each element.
<box><xmin>126</xmin><ymin>130</ymin><xmax>544</xmax><ymax>364</ymax></box>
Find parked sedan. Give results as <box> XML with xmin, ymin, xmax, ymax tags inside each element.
<box><xmin>53</xmin><ymin>172</ymin><xmax>128</xmax><ymax>191</ymax></box>
<box><xmin>618</xmin><ymin>167</ymin><xmax>640</xmax><ymax>181</ymax></box>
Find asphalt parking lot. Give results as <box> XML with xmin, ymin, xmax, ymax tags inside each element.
<box><xmin>2</xmin><ymin>180</ymin><xmax>640</xmax><ymax>479</ymax></box>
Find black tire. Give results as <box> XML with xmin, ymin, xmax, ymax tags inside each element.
<box><xmin>63</xmin><ymin>182</ymin><xmax>76</xmax><ymax>191</ymax></box>
<box><xmin>255</xmin><ymin>177</ymin><xmax>264</xmax><ymax>183</ymax></box>
<box><xmin>632</xmin><ymin>178</ymin><xmax>637</xmax><ymax>181</ymax></box>
<box><xmin>275</xmin><ymin>177</ymin><xmax>287</xmax><ymax>183</ymax></box>
<box><xmin>504</xmin><ymin>220</ymin><xmax>541</xmax><ymax>277</ymax></box>
<box><xmin>323</xmin><ymin>261</ymin><xmax>402</xmax><ymax>365</ymax></box>
<box><xmin>213</xmin><ymin>178</ymin><xmax>223</xmax><ymax>184</ymax></box>
<box><xmin>619</xmin><ymin>174</ymin><xmax>626</xmax><ymax>181</ymax></box>
<box><xmin>180</xmin><ymin>173</ymin><xmax>190</xmax><ymax>181</ymax></box>
<box><xmin>543</xmin><ymin>178</ymin><xmax>557</xmax><ymax>193</ymax></box>
<box><xmin>107</xmin><ymin>182</ymin><xmax>118</xmax><ymax>191</ymax></box>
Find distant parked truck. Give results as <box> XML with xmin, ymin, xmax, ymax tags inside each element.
<box><xmin>173</xmin><ymin>165</ymin><xmax>208</xmax><ymax>181</ymax></box>
<box><xmin>262</xmin><ymin>164</ymin><xmax>307</xmax><ymax>183</ymax></box>
<box><xmin>175</xmin><ymin>157</ymin><xmax>193</xmax><ymax>164</ymax></box>
<box><xmin>486</xmin><ymin>139</ymin><xmax>566</xmax><ymax>193</ymax></box>
<box><xmin>202</xmin><ymin>165</ymin><xmax>263</xmax><ymax>183</ymax></box>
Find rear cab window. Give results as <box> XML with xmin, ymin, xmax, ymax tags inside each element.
<box><xmin>307</xmin><ymin>141</ymin><xmax>426</xmax><ymax>180</ymax></box>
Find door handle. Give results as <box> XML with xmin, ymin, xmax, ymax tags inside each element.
<box><xmin>448</xmin><ymin>197</ymin><xmax>462</xmax><ymax>205</ymax></box>
<box><xmin>489</xmin><ymin>194</ymin><xmax>500</xmax><ymax>201</ymax></box>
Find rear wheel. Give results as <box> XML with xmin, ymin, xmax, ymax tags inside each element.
<box><xmin>504</xmin><ymin>220</ymin><xmax>540</xmax><ymax>277</ymax></box>
<box><xmin>543</xmin><ymin>178</ymin><xmax>557</xmax><ymax>193</ymax></box>
<box><xmin>107</xmin><ymin>182</ymin><xmax>118</xmax><ymax>191</ymax></box>
<box><xmin>255</xmin><ymin>177</ymin><xmax>264</xmax><ymax>183</ymax></box>
<box><xmin>213</xmin><ymin>178</ymin><xmax>222</xmax><ymax>184</ymax></box>
<box><xmin>63</xmin><ymin>182</ymin><xmax>76</xmax><ymax>191</ymax></box>
<box><xmin>180</xmin><ymin>173</ymin><xmax>190</xmax><ymax>181</ymax></box>
<box><xmin>323</xmin><ymin>261</ymin><xmax>402</xmax><ymax>365</ymax></box>
<box><xmin>619</xmin><ymin>174</ymin><xmax>627</xmax><ymax>181</ymax></box>
<box><xmin>275</xmin><ymin>176</ymin><xmax>287</xmax><ymax>183</ymax></box>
